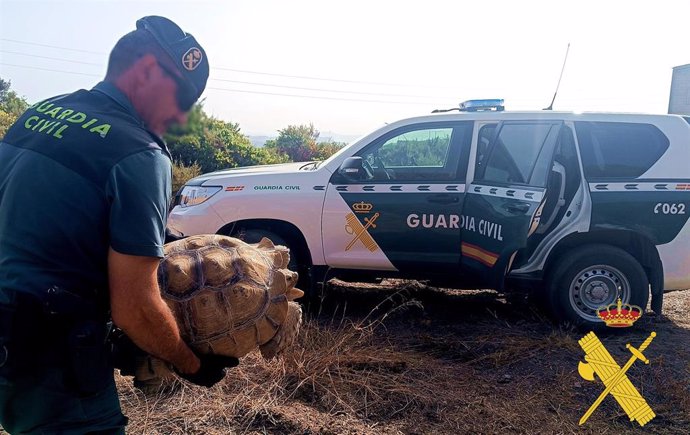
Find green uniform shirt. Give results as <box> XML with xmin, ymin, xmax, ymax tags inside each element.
<box><xmin>0</xmin><ymin>81</ymin><xmax>172</xmax><ymax>305</ymax></box>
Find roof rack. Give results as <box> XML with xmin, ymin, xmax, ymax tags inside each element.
<box><xmin>432</xmin><ymin>99</ymin><xmax>505</xmax><ymax>113</ymax></box>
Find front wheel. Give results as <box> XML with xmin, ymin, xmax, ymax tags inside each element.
<box><xmin>546</xmin><ymin>245</ymin><xmax>649</xmax><ymax>330</ymax></box>
<box><xmin>235</xmin><ymin>228</ymin><xmax>298</xmax><ymax>271</ymax></box>
<box><xmin>233</xmin><ymin>227</ymin><xmax>312</xmax><ymax>296</ymax></box>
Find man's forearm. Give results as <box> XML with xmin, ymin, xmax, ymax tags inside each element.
<box><xmin>108</xmin><ymin>248</ymin><xmax>200</xmax><ymax>374</ymax></box>
<box><xmin>114</xmin><ymin>295</ymin><xmax>199</xmax><ymax>374</ymax></box>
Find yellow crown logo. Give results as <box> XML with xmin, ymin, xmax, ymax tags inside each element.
<box><xmin>596</xmin><ymin>298</ymin><xmax>642</xmax><ymax>328</ymax></box>
<box><xmin>352</xmin><ymin>201</ymin><xmax>373</xmax><ymax>213</ymax></box>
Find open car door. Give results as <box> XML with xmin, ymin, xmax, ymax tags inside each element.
<box><xmin>460</xmin><ymin>120</ymin><xmax>562</xmax><ymax>290</ymax></box>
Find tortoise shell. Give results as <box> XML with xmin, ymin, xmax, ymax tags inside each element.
<box><xmin>134</xmin><ymin>234</ymin><xmax>303</xmax><ymax>389</ymax></box>
<box><xmin>159</xmin><ymin>234</ymin><xmax>303</xmax><ymax>358</ymax></box>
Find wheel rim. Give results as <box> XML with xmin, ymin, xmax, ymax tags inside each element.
<box><xmin>568</xmin><ymin>264</ymin><xmax>631</xmax><ymax>322</ymax></box>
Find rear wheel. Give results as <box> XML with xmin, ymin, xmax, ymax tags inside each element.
<box><xmin>546</xmin><ymin>245</ymin><xmax>649</xmax><ymax>329</ymax></box>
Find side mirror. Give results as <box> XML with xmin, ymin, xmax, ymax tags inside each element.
<box><xmin>337</xmin><ymin>156</ymin><xmax>366</xmax><ymax>182</ymax></box>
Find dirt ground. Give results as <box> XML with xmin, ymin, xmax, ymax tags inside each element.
<box><xmin>114</xmin><ymin>281</ymin><xmax>690</xmax><ymax>435</ymax></box>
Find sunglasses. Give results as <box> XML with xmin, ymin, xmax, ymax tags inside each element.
<box><xmin>158</xmin><ymin>61</ymin><xmax>196</xmax><ymax>112</ymax></box>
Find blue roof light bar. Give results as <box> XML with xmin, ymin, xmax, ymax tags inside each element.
<box><xmin>459</xmin><ymin>99</ymin><xmax>505</xmax><ymax>112</ymax></box>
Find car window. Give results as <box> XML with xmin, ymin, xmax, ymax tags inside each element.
<box><xmin>480</xmin><ymin>123</ymin><xmax>556</xmax><ymax>186</ymax></box>
<box><xmin>357</xmin><ymin>124</ymin><xmax>470</xmax><ymax>181</ymax></box>
<box><xmin>574</xmin><ymin>122</ymin><xmax>669</xmax><ymax>179</ymax></box>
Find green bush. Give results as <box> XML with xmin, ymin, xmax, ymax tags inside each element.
<box><xmin>265</xmin><ymin>124</ymin><xmax>345</xmax><ymax>162</ymax></box>
<box><xmin>0</xmin><ymin>78</ymin><xmax>29</xmax><ymax>139</ymax></box>
<box><xmin>171</xmin><ymin>160</ymin><xmax>202</xmax><ymax>194</ymax></box>
<box><xmin>165</xmin><ymin>105</ymin><xmax>287</xmax><ymax>173</ymax></box>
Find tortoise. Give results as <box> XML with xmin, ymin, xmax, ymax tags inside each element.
<box><xmin>133</xmin><ymin>234</ymin><xmax>304</xmax><ymax>390</ymax></box>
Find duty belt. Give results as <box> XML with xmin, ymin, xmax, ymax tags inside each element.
<box><xmin>0</xmin><ymin>286</ymin><xmax>109</xmax><ymax>372</ymax></box>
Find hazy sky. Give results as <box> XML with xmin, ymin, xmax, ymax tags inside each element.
<box><xmin>1</xmin><ymin>0</ymin><xmax>689</xmax><ymax>137</ymax></box>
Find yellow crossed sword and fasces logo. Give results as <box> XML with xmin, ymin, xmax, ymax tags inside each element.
<box><xmin>577</xmin><ymin>331</ymin><xmax>657</xmax><ymax>426</ymax></box>
<box><xmin>345</xmin><ymin>201</ymin><xmax>380</xmax><ymax>252</ymax></box>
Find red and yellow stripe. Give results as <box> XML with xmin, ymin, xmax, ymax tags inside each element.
<box><xmin>461</xmin><ymin>242</ymin><xmax>499</xmax><ymax>267</ymax></box>
<box><xmin>225</xmin><ymin>186</ymin><xmax>245</xmax><ymax>191</ymax></box>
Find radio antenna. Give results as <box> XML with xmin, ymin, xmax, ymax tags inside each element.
<box><xmin>543</xmin><ymin>43</ymin><xmax>570</xmax><ymax>111</ymax></box>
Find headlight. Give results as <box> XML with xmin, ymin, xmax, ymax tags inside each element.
<box><xmin>178</xmin><ymin>185</ymin><xmax>222</xmax><ymax>208</ymax></box>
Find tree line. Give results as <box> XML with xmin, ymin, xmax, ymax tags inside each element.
<box><xmin>0</xmin><ymin>78</ymin><xmax>345</xmax><ymax>192</ymax></box>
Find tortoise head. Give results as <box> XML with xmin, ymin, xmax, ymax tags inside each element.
<box><xmin>272</xmin><ymin>269</ymin><xmax>304</xmax><ymax>301</ymax></box>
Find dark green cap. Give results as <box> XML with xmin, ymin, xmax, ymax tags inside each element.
<box><xmin>136</xmin><ymin>16</ymin><xmax>208</xmax><ymax>107</ymax></box>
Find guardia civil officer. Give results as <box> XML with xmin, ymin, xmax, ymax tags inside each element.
<box><xmin>0</xmin><ymin>16</ymin><xmax>238</xmax><ymax>434</ymax></box>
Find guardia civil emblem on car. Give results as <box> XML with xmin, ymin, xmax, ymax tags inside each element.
<box><xmin>168</xmin><ymin>99</ymin><xmax>690</xmax><ymax>330</ymax></box>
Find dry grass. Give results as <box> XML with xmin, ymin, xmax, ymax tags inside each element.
<box><xmin>119</xmin><ymin>294</ymin><xmax>435</xmax><ymax>434</ymax></box>
<box><xmin>114</xmin><ymin>284</ymin><xmax>690</xmax><ymax>434</ymax></box>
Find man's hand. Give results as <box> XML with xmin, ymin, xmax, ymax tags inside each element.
<box><xmin>175</xmin><ymin>353</ymin><xmax>239</xmax><ymax>388</ymax></box>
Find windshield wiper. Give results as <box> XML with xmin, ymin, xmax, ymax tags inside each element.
<box><xmin>299</xmin><ymin>161</ymin><xmax>319</xmax><ymax>171</ymax></box>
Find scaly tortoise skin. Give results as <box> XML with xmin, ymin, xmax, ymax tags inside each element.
<box><xmin>134</xmin><ymin>234</ymin><xmax>303</xmax><ymax>389</ymax></box>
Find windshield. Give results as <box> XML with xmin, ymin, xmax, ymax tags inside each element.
<box><xmin>318</xmin><ymin>130</ymin><xmax>378</xmax><ymax>168</ymax></box>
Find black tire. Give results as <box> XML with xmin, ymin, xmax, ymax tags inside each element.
<box><xmin>546</xmin><ymin>244</ymin><xmax>649</xmax><ymax>330</ymax></box>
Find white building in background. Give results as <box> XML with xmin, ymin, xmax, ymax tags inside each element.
<box><xmin>669</xmin><ymin>64</ymin><xmax>690</xmax><ymax>115</ymax></box>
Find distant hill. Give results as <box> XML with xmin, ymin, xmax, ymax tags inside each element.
<box><xmin>317</xmin><ymin>131</ymin><xmax>361</xmax><ymax>145</ymax></box>
<box><xmin>248</xmin><ymin>135</ymin><xmax>273</xmax><ymax>147</ymax></box>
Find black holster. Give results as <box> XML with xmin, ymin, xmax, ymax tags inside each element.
<box><xmin>0</xmin><ymin>287</ymin><xmax>112</xmax><ymax>397</ymax></box>
<box><xmin>109</xmin><ymin>326</ymin><xmax>146</xmax><ymax>377</ymax></box>
<box><xmin>0</xmin><ymin>302</ymin><xmax>14</xmax><ymax>373</ymax></box>
<box><xmin>65</xmin><ymin>319</ymin><xmax>113</xmax><ymax>396</ymax></box>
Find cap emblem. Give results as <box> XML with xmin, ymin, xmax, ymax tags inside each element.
<box><xmin>182</xmin><ymin>47</ymin><xmax>203</xmax><ymax>71</ymax></box>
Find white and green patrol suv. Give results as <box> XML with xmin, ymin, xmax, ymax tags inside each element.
<box><xmin>168</xmin><ymin>100</ymin><xmax>690</xmax><ymax>328</ymax></box>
